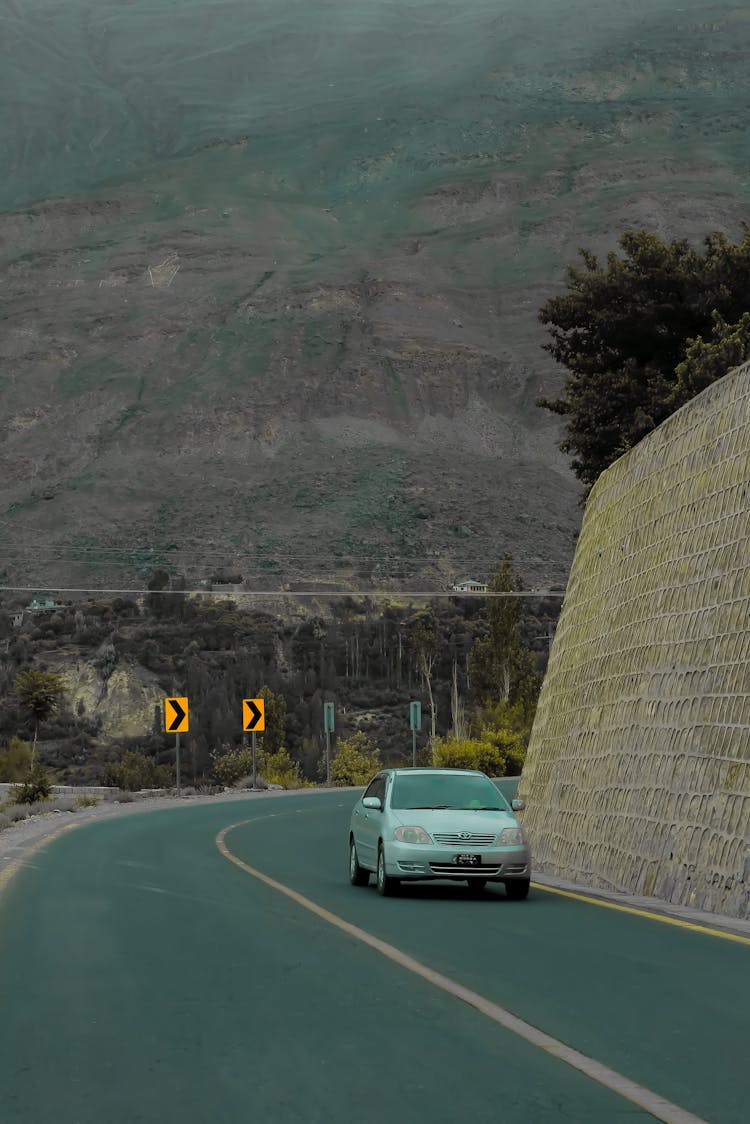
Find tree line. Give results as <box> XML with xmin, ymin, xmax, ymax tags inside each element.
<box><xmin>0</xmin><ymin>556</ymin><xmax>553</xmax><ymax>793</ymax></box>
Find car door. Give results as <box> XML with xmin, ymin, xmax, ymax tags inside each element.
<box><xmin>357</xmin><ymin>774</ymin><xmax>387</xmax><ymax>870</ymax></box>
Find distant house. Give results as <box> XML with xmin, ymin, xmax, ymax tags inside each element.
<box><xmin>451</xmin><ymin>579</ymin><xmax>488</xmax><ymax>594</ymax></box>
<box><xmin>28</xmin><ymin>599</ymin><xmax>57</xmax><ymax>612</ymax></box>
<box><xmin>12</xmin><ymin>611</ymin><xmax>24</xmax><ymax>628</ymax></box>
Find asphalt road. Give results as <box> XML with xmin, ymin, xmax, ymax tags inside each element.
<box><xmin>0</xmin><ymin>790</ymin><xmax>747</xmax><ymax>1124</ymax></box>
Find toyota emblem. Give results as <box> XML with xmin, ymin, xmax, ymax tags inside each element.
<box><xmin>459</xmin><ymin>831</ymin><xmax>471</xmax><ymax>839</ymax></box>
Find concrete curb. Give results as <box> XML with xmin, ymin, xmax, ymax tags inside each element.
<box><xmin>531</xmin><ymin>872</ymin><xmax>750</xmax><ymax>938</ymax></box>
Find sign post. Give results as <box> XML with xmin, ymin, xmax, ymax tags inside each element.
<box><xmin>409</xmin><ymin>700</ymin><xmax>422</xmax><ymax>768</ymax></box>
<box><xmin>164</xmin><ymin>697</ymin><xmax>189</xmax><ymax>796</ymax></box>
<box><xmin>243</xmin><ymin>698</ymin><xmax>266</xmax><ymax>790</ymax></box>
<box><xmin>252</xmin><ymin>730</ymin><xmax>257</xmax><ymax>789</ymax></box>
<box><xmin>323</xmin><ymin>702</ymin><xmax>334</xmax><ymax>785</ymax></box>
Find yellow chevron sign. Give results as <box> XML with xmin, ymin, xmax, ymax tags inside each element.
<box><xmin>164</xmin><ymin>697</ymin><xmax>189</xmax><ymax>734</ymax></box>
<box><xmin>243</xmin><ymin>698</ymin><xmax>265</xmax><ymax>732</ymax></box>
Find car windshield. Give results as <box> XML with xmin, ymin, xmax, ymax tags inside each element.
<box><xmin>390</xmin><ymin>773</ymin><xmax>510</xmax><ymax>811</ymax></box>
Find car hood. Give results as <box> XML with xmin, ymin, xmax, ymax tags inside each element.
<box><xmin>389</xmin><ymin>807</ymin><xmax>518</xmax><ymax>833</ymax></box>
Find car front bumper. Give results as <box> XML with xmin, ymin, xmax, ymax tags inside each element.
<box><xmin>384</xmin><ymin>840</ymin><xmax>531</xmax><ymax>882</ymax></box>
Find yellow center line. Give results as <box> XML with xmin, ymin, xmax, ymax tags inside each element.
<box><xmin>216</xmin><ymin>817</ymin><xmax>709</xmax><ymax>1124</ymax></box>
<box><xmin>530</xmin><ymin>881</ymin><xmax>750</xmax><ymax>945</ymax></box>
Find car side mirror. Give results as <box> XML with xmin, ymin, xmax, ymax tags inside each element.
<box><xmin>363</xmin><ymin>796</ymin><xmax>382</xmax><ymax>811</ymax></box>
<box><xmin>511</xmin><ymin>798</ymin><xmax>525</xmax><ymax>812</ymax></box>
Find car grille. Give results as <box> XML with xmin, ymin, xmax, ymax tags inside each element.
<box><xmin>433</xmin><ymin>832</ymin><xmax>496</xmax><ymax>847</ymax></box>
<box><xmin>429</xmin><ymin>863</ymin><xmax>502</xmax><ymax>875</ymax></box>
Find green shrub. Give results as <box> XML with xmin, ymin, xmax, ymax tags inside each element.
<box><xmin>75</xmin><ymin>794</ymin><xmax>101</xmax><ymax>809</ymax></box>
<box><xmin>432</xmin><ymin>737</ymin><xmax>506</xmax><ymax>776</ymax></box>
<box><xmin>478</xmin><ymin>726</ymin><xmax>527</xmax><ymax>775</ymax></box>
<box><xmin>102</xmin><ymin>750</ymin><xmax>171</xmax><ymax>791</ymax></box>
<box><xmin>9</xmin><ymin>764</ymin><xmax>53</xmax><ymax>804</ymax></box>
<box><xmin>330</xmin><ymin>733</ymin><xmax>381</xmax><ymax>787</ymax></box>
<box><xmin>211</xmin><ymin>746</ymin><xmax>253</xmax><ymax>787</ymax></box>
<box><xmin>257</xmin><ymin>747</ymin><xmax>310</xmax><ymax>789</ymax></box>
<box><xmin>0</xmin><ymin>737</ymin><xmax>33</xmax><ymax>782</ymax></box>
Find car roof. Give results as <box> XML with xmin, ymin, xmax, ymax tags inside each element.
<box><xmin>384</xmin><ymin>768</ymin><xmax>486</xmax><ymax>777</ymax></box>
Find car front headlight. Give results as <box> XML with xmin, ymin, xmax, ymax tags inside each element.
<box><xmin>394</xmin><ymin>825</ymin><xmax>433</xmax><ymax>845</ymax></box>
<box><xmin>497</xmin><ymin>827</ymin><xmax>525</xmax><ymax>846</ymax></box>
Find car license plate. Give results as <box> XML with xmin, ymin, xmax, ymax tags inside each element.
<box><xmin>454</xmin><ymin>853</ymin><xmax>481</xmax><ymax>866</ymax></box>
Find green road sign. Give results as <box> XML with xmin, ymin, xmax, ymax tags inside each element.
<box><xmin>324</xmin><ymin>701</ymin><xmax>335</xmax><ymax>733</ymax></box>
<box><xmin>410</xmin><ymin>701</ymin><xmax>421</xmax><ymax>731</ymax></box>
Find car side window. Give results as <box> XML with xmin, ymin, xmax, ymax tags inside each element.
<box><xmin>364</xmin><ymin>773</ymin><xmax>386</xmax><ymax>809</ymax></box>
<box><xmin>371</xmin><ymin>777</ymin><xmax>387</xmax><ymax>806</ymax></box>
<box><xmin>363</xmin><ymin>775</ymin><xmax>383</xmax><ymax>801</ymax></box>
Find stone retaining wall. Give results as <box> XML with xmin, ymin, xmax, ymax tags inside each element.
<box><xmin>519</xmin><ymin>360</ymin><xmax>750</xmax><ymax>918</ymax></box>
<box><xmin>0</xmin><ymin>783</ymin><xmax>116</xmax><ymax>799</ymax></box>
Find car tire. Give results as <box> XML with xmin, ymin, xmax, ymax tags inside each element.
<box><xmin>376</xmin><ymin>843</ymin><xmax>399</xmax><ymax>897</ymax></box>
<box><xmin>467</xmin><ymin>878</ymin><xmax>487</xmax><ymax>893</ymax></box>
<box><xmin>505</xmin><ymin>878</ymin><xmax>530</xmax><ymax>900</ymax></box>
<box><xmin>349</xmin><ymin>837</ymin><xmax>370</xmax><ymax>886</ymax></box>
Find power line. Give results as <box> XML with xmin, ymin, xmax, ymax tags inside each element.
<box><xmin>0</xmin><ymin>545</ymin><xmax>566</xmax><ymax>564</ymax></box>
<box><xmin>0</xmin><ymin>585</ymin><xmax>565</xmax><ymax>599</ymax></box>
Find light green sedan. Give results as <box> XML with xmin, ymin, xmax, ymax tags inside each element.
<box><xmin>349</xmin><ymin>768</ymin><xmax>531</xmax><ymax>898</ymax></box>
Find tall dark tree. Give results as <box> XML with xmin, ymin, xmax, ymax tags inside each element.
<box><xmin>409</xmin><ymin>611</ymin><xmax>437</xmax><ymax>745</ymax></box>
<box><xmin>538</xmin><ymin>225</ymin><xmax>750</xmax><ymax>490</ymax></box>
<box><xmin>469</xmin><ymin>556</ymin><xmax>539</xmax><ymax>709</ymax></box>
<box><xmin>14</xmin><ymin>669</ymin><xmax>67</xmax><ymax>761</ymax></box>
<box><xmin>256</xmin><ymin>684</ymin><xmax>286</xmax><ymax>755</ymax></box>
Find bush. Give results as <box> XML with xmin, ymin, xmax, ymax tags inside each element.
<box><xmin>0</xmin><ymin>737</ymin><xmax>33</xmax><ymax>782</ymax></box>
<box><xmin>478</xmin><ymin>726</ymin><xmax>527</xmax><ymax>775</ymax></box>
<box><xmin>330</xmin><ymin>733</ymin><xmax>381</xmax><ymax>787</ymax></box>
<box><xmin>257</xmin><ymin>747</ymin><xmax>310</xmax><ymax>789</ymax></box>
<box><xmin>1</xmin><ymin>803</ymin><xmax>32</xmax><ymax>822</ymax></box>
<box><xmin>75</xmin><ymin>794</ymin><xmax>101</xmax><ymax>809</ymax></box>
<box><xmin>9</xmin><ymin>764</ymin><xmax>53</xmax><ymax>804</ymax></box>
<box><xmin>432</xmin><ymin>737</ymin><xmax>506</xmax><ymax>776</ymax></box>
<box><xmin>0</xmin><ymin>812</ymin><xmax>12</xmax><ymax>830</ymax></box>
<box><xmin>211</xmin><ymin>746</ymin><xmax>253</xmax><ymax>787</ymax></box>
<box><xmin>102</xmin><ymin>750</ymin><xmax>172</xmax><ymax>791</ymax></box>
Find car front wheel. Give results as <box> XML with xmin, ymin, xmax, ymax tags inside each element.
<box><xmin>505</xmin><ymin>878</ymin><xmax>530</xmax><ymax>900</ymax></box>
<box><xmin>349</xmin><ymin>837</ymin><xmax>370</xmax><ymax>886</ymax></box>
<box><xmin>376</xmin><ymin>844</ymin><xmax>399</xmax><ymax>897</ymax></box>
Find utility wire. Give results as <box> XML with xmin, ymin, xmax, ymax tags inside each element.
<box><xmin>0</xmin><ymin>585</ymin><xmax>565</xmax><ymax>598</ymax></box>
<box><xmin>0</xmin><ymin>545</ymin><xmax>566</xmax><ymax>563</ymax></box>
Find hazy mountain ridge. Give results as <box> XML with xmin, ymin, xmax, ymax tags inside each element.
<box><xmin>1</xmin><ymin>1</ymin><xmax>749</xmax><ymax>590</ymax></box>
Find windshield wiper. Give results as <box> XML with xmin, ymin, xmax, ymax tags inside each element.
<box><xmin>407</xmin><ymin>804</ymin><xmax>453</xmax><ymax>810</ymax></box>
<box><xmin>471</xmin><ymin>806</ymin><xmax>503</xmax><ymax>811</ymax></box>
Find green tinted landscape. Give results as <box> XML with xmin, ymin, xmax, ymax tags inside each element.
<box><xmin>1</xmin><ymin>1</ymin><xmax>749</xmax><ymax>589</ymax></box>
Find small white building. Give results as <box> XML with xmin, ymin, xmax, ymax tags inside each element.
<box><xmin>451</xmin><ymin>579</ymin><xmax>488</xmax><ymax>594</ymax></box>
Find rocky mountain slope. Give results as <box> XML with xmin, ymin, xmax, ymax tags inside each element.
<box><xmin>1</xmin><ymin>0</ymin><xmax>749</xmax><ymax>591</ymax></box>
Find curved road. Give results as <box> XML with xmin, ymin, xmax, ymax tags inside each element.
<box><xmin>1</xmin><ymin>790</ymin><xmax>747</xmax><ymax>1123</ymax></box>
